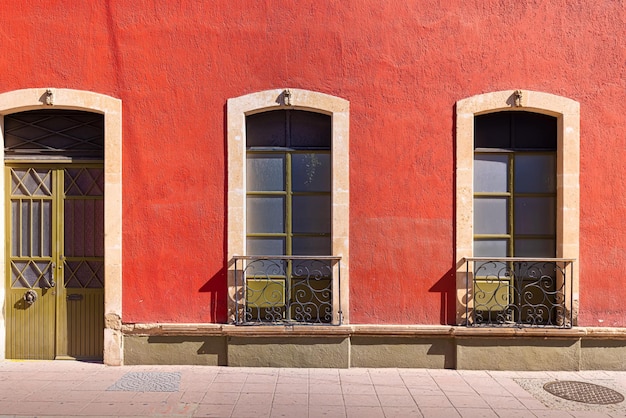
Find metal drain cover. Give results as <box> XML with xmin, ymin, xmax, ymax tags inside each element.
<box><xmin>107</xmin><ymin>372</ymin><xmax>181</xmax><ymax>392</ymax></box>
<box><xmin>543</xmin><ymin>381</ymin><xmax>624</xmax><ymax>405</ymax></box>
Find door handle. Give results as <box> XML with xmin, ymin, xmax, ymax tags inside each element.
<box><xmin>41</xmin><ymin>263</ymin><xmax>56</xmax><ymax>288</ymax></box>
<box><xmin>24</xmin><ymin>289</ymin><xmax>38</xmax><ymax>305</ymax></box>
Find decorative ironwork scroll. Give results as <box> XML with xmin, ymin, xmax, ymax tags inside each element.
<box><xmin>233</xmin><ymin>256</ymin><xmax>341</xmax><ymax>325</ymax></box>
<box><xmin>463</xmin><ymin>257</ymin><xmax>574</xmax><ymax>328</ymax></box>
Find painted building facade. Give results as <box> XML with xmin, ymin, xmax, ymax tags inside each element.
<box><xmin>0</xmin><ymin>0</ymin><xmax>625</xmax><ymax>369</ymax></box>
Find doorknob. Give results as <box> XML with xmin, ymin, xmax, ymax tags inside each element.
<box><xmin>24</xmin><ymin>290</ymin><xmax>38</xmax><ymax>305</ymax></box>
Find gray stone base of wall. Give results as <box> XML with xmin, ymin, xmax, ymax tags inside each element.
<box><xmin>121</xmin><ymin>325</ymin><xmax>626</xmax><ymax>370</ymax></box>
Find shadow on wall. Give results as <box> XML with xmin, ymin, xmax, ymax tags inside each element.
<box><xmin>199</xmin><ymin>267</ymin><xmax>228</xmax><ymax>323</ymax></box>
<box><xmin>429</xmin><ymin>267</ymin><xmax>457</xmax><ymax>325</ymax></box>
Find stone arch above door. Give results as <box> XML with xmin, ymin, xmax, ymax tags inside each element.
<box><xmin>0</xmin><ymin>88</ymin><xmax>122</xmax><ymax>365</ymax></box>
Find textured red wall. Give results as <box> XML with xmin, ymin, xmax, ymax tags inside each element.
<box><xmin>1</xmin><ymin>1</ymin><xmax>625</xmax><ymax>326</ymax></box>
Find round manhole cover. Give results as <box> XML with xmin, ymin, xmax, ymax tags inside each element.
<box><xmin>543</xmin><ymin>381</ymin><xmax>624</xmax><ymax>405</ymax></box>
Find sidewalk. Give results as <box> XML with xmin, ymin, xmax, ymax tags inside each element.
<box><xmin>0</xmin><ymin>361</ymin><xmax>625</xmax><ymax>417</ymax></box>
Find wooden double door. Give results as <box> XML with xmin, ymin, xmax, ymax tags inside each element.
<box><xmin>5</xmin><ymin>164</ymin><xmax>104</xmax><ymax>360</ymax></box>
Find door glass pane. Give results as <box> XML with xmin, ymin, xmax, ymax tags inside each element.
<box><xmin>514</xmin><ymin>154</ymin><xmax>555</xmax><ymax>193</ymax></box>
<box><xmin>95</xmin><ymin>199</ymin><xmax>104</xmax><ymax>256</ymax></box>
<box><xmin>65</xmin><ymin>168</ymin><xmax>104</xmax><ymax>196</ymax></box>
<box><xmin>42</xmin><ymin>200</ymin><xmax>52</xmax><ymax>256</ymax></box>
<box><xmin>247</xmin><ymin>154</ymin><xmax>285</xmax><ymax>191</ymax></box>
<box><xmin>21</xmin><ymin>201</ymin><xmax>31</xmax><ymax>256</ymax></box>
<box><xmin>65</xmin><ymin>260</ymin><xmax>104</xmax><ymax>288</ymax></box>
<box><xmin>514</xmin><ymin>197</ymin><xmax>555</xmax><ymax>235</ymax></box>
<box><xmin>32</xmin><ymin>200</ymin><xmax>41</xmax><ymax>256</ymax></box>
<box><xmin>474</xmin><ymin>154</ymin><xmax>508</xmax><ymax>193</ymax></box>
<box><xmin>474</xmin><ymin>197</ymin><xmax>508</xmax><ymax>235</ymax></box>
<box><xmin>292</xmin><ymin>153</ymin><xmax>331</xmax><ymax>192</ymax></box>
<box><xmin>514</xmin><ymin>239</ymin><xmax>555</xmax><ymax>258</ymax></box>
<box><xmin>11</xmin><ymin>261</ymin><xmax>51</xmax><ymax>288</ymax></box>
<box><xmin>246</xmin><ymin>196</ymin><xmax>285</xmax><ymax>233</ymax></box>
<box><xmin>247</xmin><ymin>237</ymin><xmax>285</xmax><ymax>256</ymax></box>
<box><xmin>293</xmin><ymin>195</ymin><xmax>331</xmax><ymax>234</ymax></box>
<box><xmin>11</xmin><ymin>200</ymin><xmax>19</xmax><ymax>256</ymax></box>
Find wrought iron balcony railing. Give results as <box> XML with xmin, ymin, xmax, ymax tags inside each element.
<box><xmin>233</xmin><ymin>256</ymin><xmax>342</xmax><ymax>325</ymax></box>
<box><xmin>462</xmin><ymin>257</ymin><xmax>575</xmax><ymax>328</ymax></box>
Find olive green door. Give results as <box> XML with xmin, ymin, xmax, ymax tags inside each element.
<box><xmin>5</xmin><ymin>165</ymin><xmax>104</xmax><ymax>360</ymax></box>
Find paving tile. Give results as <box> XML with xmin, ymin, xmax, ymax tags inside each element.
<box><xmin>419</xmin><ymin>407</ymin><xmax>462</xmax><ymax>418</ymax></box>
<box><xmin>345</xmin><ymin>405</ymin><xmax>385</xmax><ymax>418</ymax></box>
<box><xmin>193</xmin><ymin>403</ymin><xmax>235</xmax><ymax>417</ymax></box>
<box><xmin>377</xmin><ymin>393</ymin><xmax>417</xmax><ymax>407</ymax></box>
<box><xmin>270</xmin><ymin>403</ymin><xmax>309</xmax><ymax>417</ymax></box>
<box><xmin>272</xmin><ymin>392</ymin><xmax>308</xmax><ymax>405</ymax></box>
<box><xmin>309</xmin><ymin>383</ymin><xmax>342</xmax><ymax>394</ymax></box>
<box><xmin>275</xmin><ymin>382</ymin><xmax>309</xmax><ymax>393</ymax></box>
<box><xmin>206</xmin><ymin>381</ymin><xmax>245</xmax><ymax>392</ymax></box>
<box><xmin>447</xmin><ymin>394</ymin><xmax>491</xmax><ymax>409</ymax></box>
<box><xmin>343</xmin><ymin>393</ymin><xmax>380</xmax><ymax>407</ymax></box>
<box><xmin>309</xmin><ymin>392</ymin><xmax>345</xmax><ymax>406</ymax></box>
<box><xmin>454</xmin><ymin>407</ymin><xmax>500</xmax><ymax>417</ymax></box>
<box><xmin>241</xmin><ymin>382</ymin><xmax>275</xmax><ymax>393</ymax></box>
<box><xmin>382</xmin><ymin>406</ymin><xmax>424</xmax><ymax>417</ymax></box>
<box><xmin>481</xmin><ymin>395</ymin><xmax>528</xmax><ymax>410</ymax></box>
<box><xmin>200</xmin><ymin>391</ymin><xmax>238</xmax><ymax>405</ymax></box>
<box><xmin>309</xmin><ymin>405</ymin><xmax>347</xmax><ymax>417</ymax></box>
<box><xmin>341</xmin><ymin>383</ymin><xmax>377</xmax><ymax>395</ymax></box>
<box><xmin>175</xmin><ymin>390</ymin><xmax>207</xmax><ymax>403</ymax></box>
<box><xmin>531</xmin><ymin>411</ymin><xmax>576</xmax><ymax>417</ymax></box>
<box><xmin>374</xmin><ymin>384</ymin><xmax>412</xmax><ymax>395</ymax></box>
<box><xmin>231</xmin><ymin>402</ymin><xmax>272</xmax><ymax>417</ymax></box>
<box><xmin>491</xmin><ymin>409</ymin><xmax>537</xmax><ymax>417</ymax></box>
<box><xmin>412</xmin><ymin>394</ymin><xmax>454</xmax><ymax>408</ymax></box>
<box><xmin>237</xmin><ymin>392</ymin><xmax>273</xmax><ymax>406</ymax></box>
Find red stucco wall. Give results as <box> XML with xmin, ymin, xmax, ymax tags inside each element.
<box><xmin>1</xmin><ymin>1</ymin><xmax>625</xmax><ymax>326</ymax></box>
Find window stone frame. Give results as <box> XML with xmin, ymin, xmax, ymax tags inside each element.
<box><xmin>455</xmin><ymin>90</ymin><xmax>580</xmax><ymax>325</ymax></box>
<box><xmin>227</xmin><ymin>89</ymin><xmax>350</xmax><ymax>324</ymax></box>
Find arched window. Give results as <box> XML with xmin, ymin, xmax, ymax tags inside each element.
<box><xmin>456</xmin><ymin>90</ymin><xmax>580</xmax><ymax>326</ymax></box>
<box><xmin>227</xmin><ymin>89</ymin><xmax>349</xmax><ymax>325</ymax></box>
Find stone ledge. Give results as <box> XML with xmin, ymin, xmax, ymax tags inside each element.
<box><xmin>121</xmin><ymin>323</ymin><xmax>626</xmax><ymax>339</ymax></box>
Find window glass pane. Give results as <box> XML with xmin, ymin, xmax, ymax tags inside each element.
<box><xmin>514</xmin><ymin>197</ymin><xmax>555</xmax><ymax>235</ymax></box>
<box><xmin>513</xmin><ymin>112</ymin><xmax>556</xmax><ymax>149</ymax></box>
<box><xmin>474</xmin><ymin>239</ymin><xmax>508</xmax><ymax>277</ymax></box>
<box><xmin>514</xmin><ymin>239</ymin><xmax>555</xmax><ymax>258</ymax></box>
<box><xmin>293</xmin><ymin>195</ymin><xmax>331</xmax><ymax>234</ymax></box>
<box><xmin>290</xmin><ymin>110</ymin><xmax>331</xmax><ymax>149</ymax></box>
<box><xmin>474</xmin><ymin>154</ymin><xmax>508</xmax><ymax>192</ymax></box>
<box><xmin>246</xmin><ymin>237</ymin><xmax>285</xmax><ymax>256</ymax></box>
<box><xmin>514</xmin><ymin>154</ymin><xmax>555</xmax><ymax>193</ymax></box>
<box><xmin>474</xmin><ymin>239</ymin><xmax>508</xmax><ymax>257</ymax></box>
<box><xmin>246</xmin><ymin>196</ymin><xmax>284</xmax><ymax>233</ymax></box>
<box><xmin>246</xmin><ymin>110</ymin><xmax>286</xmax><ymax>147</ymax></box>
<box><xmin>293</xmin><ymin>236</ymin><xmax>332</xmax><ymax>255</ymax></box>
<box><xmin>474</xmin><ymin>112</ymin><xmax>511</xmax><ymax>149</ymax></box>
<box><xmin>292</xmin><ymin>153</ymin><xmax>331</xmax><ymax>192</ymax></box>
<box><xmin>474</xmin><ymin>197</ymin><xmax>508</xmax><ymax>235</ymax></box>
<box><xmin>247</xmin><ymin>154</ymin><xmax>285</xmax><ymax>191</ymax></box>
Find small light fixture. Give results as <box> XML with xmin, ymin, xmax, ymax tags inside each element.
<box><xmin>283</xmin><ymin>89</ymin><xmax>292</xmax><ymax>106</ymax></box>
<box><xmin>513</xmin><ymin>90</ymin><xmax>523</xmax><ymax>107</ymax></box>
<box><xmin>45</xmin><ymin>89</ymin><xmax>54</xmax><ymax>106</ymax></box>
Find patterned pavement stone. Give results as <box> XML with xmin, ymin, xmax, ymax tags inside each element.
<box><xmin>107</xmin><ymin>371</ymin><xmax>181</xmax><ymax>392</ymax></box>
